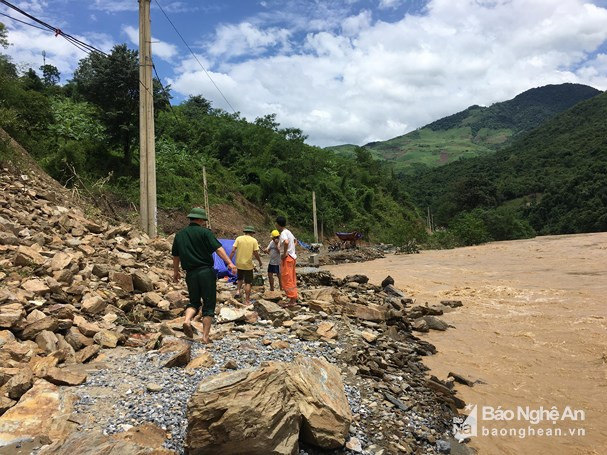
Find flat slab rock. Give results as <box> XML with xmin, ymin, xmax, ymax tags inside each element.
<box><xmin>39</xmin><ymin>426</ymin><xmax>175</xmax><ymax>454</ymax></box>
<box><xmin>0</xmin><ymin>379</ymin><xmax>77</xmax><ymax>449</ymax></box>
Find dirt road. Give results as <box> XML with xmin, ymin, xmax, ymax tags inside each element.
<box><xmin>325</xmin><ymin>233</ymin><xmax>607</xmax><ymax>455</ymax></box>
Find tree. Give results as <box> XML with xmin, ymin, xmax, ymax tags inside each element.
<box><xmin>71</xmin><ymin>44</ymin><xmax>169</xmax><ymax>165</ymax></box>
<box><xmin>181</xmin><ymin>95</ymin><xmax>212</xmax><ymax>120</ymax></box>
<box><xmin>22</xmin><ymin>68</ymin><xmax>44</xmax><ymax>91</ymax></box>
<box><xmin>40</xmin><ymin>64</ymin><xmax>60</xmax><ymax>86</ymax></box>
<box><xmin>0</xmin><ymin>22</ymin><xmax>8</xmax><ymax>49</ymax></box>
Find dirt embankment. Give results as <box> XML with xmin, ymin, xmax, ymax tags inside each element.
<box><xmin>325</xmin><ymin>233</ymin><xmax>607</xmax><ymax>455</ymax></box>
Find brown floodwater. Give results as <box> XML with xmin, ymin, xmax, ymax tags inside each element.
<box><xmin>324</xmin><ymin>233</ymin><xmax>607</xmax><ymax>455</ymax></box>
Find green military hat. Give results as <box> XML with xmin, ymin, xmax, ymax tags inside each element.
<box><xmin>187</xmin><ymin>207</ymin><xmax>208</xmax><ymax>220</ymax></box>
<box><xmin>243</xmin><ymin>225</ymin><xmax>256</xmax><ymax>233</ymax></box>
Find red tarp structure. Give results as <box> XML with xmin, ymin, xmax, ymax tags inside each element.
<box><xmin>335</xmin><ymin>232</ymin><xmax>363</xmax><ymax>241</ymax></box>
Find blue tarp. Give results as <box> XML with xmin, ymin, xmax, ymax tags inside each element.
<box><xmin>213</xmin><ymin>239</ymin><xmax>236</xmax><ymax>281</ymax></box>
<box><xmin>298</xmin><ymin>239</ymin><xmax>311</xmax><ymax>250</ymax></box>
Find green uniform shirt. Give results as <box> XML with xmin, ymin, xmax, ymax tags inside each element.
<box><xmin>171</xmin><ymin>223</ymin><xmax>222</xmax><ymax>271</ymax></box>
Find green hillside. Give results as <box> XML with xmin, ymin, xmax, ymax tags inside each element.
<box><xmin>329</xmin><ymin>83</ymin><xmax>601</xmax><ymax>171</ymax></box>
<box><xmin>324</xmin><ymin>143</ymin><xmax>386</xmax><ymax>161</ymax></box>
<box><xmin>0</xmin><ymin>42</ymin><xmax>424</xmax><ymax>245</ymax></box>
<box><xmin>406</xmin><ymin>91</ymin><xmax>607</xmax><ymax>239</ymax></box>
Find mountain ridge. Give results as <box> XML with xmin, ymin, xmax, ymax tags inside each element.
<box><xmin>405</xmin><ymin>90</ymin><xmax>607</xmax><ymax>237</ymax></box>
<box><xmin>326</xmin><ymin>83</ymin><xmax>602</xmax><ymax>171</ymax></box>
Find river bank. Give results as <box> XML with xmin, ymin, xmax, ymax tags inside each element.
<box><xmin>325</xmin><ymin>233</ymin><xmax>607</xmax><ymax>455</ymax></box>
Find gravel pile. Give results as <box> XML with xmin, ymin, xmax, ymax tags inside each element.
<box><xmin>73</xmin><ymin>333</ymin><xmax>349</xmax><ymax>454</ymax></box>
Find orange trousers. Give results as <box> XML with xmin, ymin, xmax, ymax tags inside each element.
<box><xmin>281</xmin><ymin>255</ymin><xmax>298</xmax><ymax>300</ymax></box>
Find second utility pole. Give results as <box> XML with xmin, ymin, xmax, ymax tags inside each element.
<box><xmin>312</xmin><ymin>191</ymin><xmax>318</xmax><ymax>243</ymax></box>
<box><xmin>139</xmin><ymin>0</ymin><xmax>157</xmax><ymax>237</ymax></box>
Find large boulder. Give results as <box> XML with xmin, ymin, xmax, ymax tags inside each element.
<box><xmin>35</xmin><ymin>330</ymin><xmax>59</xmax><ymax>354</ymax></box>
<box><xmin>13</xmin><ymin>245</ymin><xmax>46</xmax><ymax>266</ymax></box>
<box><xmin>286</xmin><ymin>357</ymin><xmax>352</xmax><ymax>448</ymax></box>
<box><xmin>110</xmin><ymin>271</ymin><xmax>135</xmax><ymax>293</ymax></box>
<box><xmin>217</xmin><ymin>307</ymin><xmax>249</xmax><ymax>324</ymax></box>
<box><xmin>185</xmin><ymin>356</ymin><xmax>351</xmax><ymax>454</ymax></box>
<box><xmin>132</xmin><ymin>271</ymin><xmax>154</xmax><ymax>292</ymax></box>
<box><xmin>0</xmin><ymin>379</ymin><xmax>77</xmax><ymax>449</ymax></box>
<box><xmin>43</xmin><ymin>367</ymin><xmax>87</xmax><ymax>386</ymax></box>
<box><xmin>343</xmin><ymin>274</ymin><xmax>369</xmax><ymax>284</ymax></box>
<box><xmin>253</xmin><ymin>300</ymin><xmax>289</xmax><ymax>323</ymax></box>
<box><xmin>21</xmin><ymin>279</ymin><xmax>51</xmax><ymax>295</ymax></box>
<box><xmin>50</xmin><ymin>252</ymin><xmax>73</xmax><ymax>271</ymax></box>
<box><xmin>3</xmin><ymin>367</ymin><xmax>34</xmax><ymax>400</ymax></box>
<box><xmin>81</xmin><ymin>295</ymin><xmax>107</xmax><ymax>314</ymax></box>
<box><xmin>300</xmin><ymin>287</ymin><xmax>335</xmax><ymax>302</ymax></box>
<box><xmin>21</xmin><ymin>316</ymin><xmax>58</xmax><ymax>340</ymax></box>
<box><xmin>0</xmin><ymin>303</ymin><xmax>25</xmax><ymax>329</ymax></box>
<box><xmin>160</xmin><ymin>340</ymin><xmax>191</xmax><ymax>368</ymax></box>
<box><xmin>341</xmin><ymin>302</ymin><xmax>387</xmax><ymax>321</ymax></box>
<box><xmin>93</xmin><ymin>330</ymin><xmax>120</xmax><ymax>348</ymax></box>
<box><xmin>186</xmin><ymin>365</ymin><xmax>300</xmax><ymax>455</ymax></box>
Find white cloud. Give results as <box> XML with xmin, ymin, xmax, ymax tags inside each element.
<box><xmin>378</xmin><ymin>0</ymin><xmax>402</xmax><ymax>9</ymax></box>
<box><xmin>1</xmin><ymin>24</ymin><xmax>114</xmax><ymax>79</ymax></box>
<box><xmin>341</xmin><ymin>10</ymin><xmax>372</xmax><ymax>36</ymax></box>
<box><xmin>162</xmin><ymin>2</ymin><xmax>198</xmax><ymax>13</ymax></box>
<box><xmin>91</xmin><ymin>0</ymin><xmax>197</xmax><ymax>13</ymax></box>
<box><xmin>14</xmin><ymin>0</ymin><xmax>48</xmax><ymax>14</ymax></box>
<box><xmin>170</xmin><ymin>0</ymin><xmax>607</xmax><ymax>147</ymax></box>
<box><xmin>92</xmin><ymin>0</ymin><xmax>137</xmax><ymax>13</ymax></box>
<box><xmin>122</xmin><ymin>25</ymin><xmax>179</xmax><ymax>61</ymax></box>
<box><xmin>207</xmin><ymin>22</ymin><xmax>291</xmax><ymax>59</ymax></box>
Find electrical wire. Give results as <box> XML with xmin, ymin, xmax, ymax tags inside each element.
<box><xmin>0</xmin><ymin>0</ymin><xmax>107</xmax><ymax>56</ymax></box>
<box><xmin>152</xmin><ymin>62</ymin><xmax>178</xmax><ymax>120</ymax></box>
<box><xmin>1</xmin><ymin>0</ymin><xmax>174</xmax><ymax>115</ymax></box>
<box><xmin>153</xmin><ymin>0</ymin><xmax>237</xmax><ymax>114</ymax></box>
<box><xmin>0</xmin><ymin>11</ymin><xmax>50</xmax><ymax>31</ymax></box>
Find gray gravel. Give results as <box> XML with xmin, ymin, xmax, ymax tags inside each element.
<box><xmin>73</xmin><ymin>333</ymin><xmax>354</xmax><ymax>454</ymax></box>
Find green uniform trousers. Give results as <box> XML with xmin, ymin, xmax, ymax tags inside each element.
<box><xmin>185</xmin><ymin>266</ymin><xmax>217</xmax><ymax>317</ymax></box>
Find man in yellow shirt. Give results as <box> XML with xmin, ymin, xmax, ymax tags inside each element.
<box><xmin>229</xmin><ymin>226</ymin><xmax>262</xmax><ymax>305</ymax></box>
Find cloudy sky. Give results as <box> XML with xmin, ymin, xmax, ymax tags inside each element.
<box><xmin>2</xmin><ymin>0</ymin><xmax>607</xmax><ymax>147</ymax></box>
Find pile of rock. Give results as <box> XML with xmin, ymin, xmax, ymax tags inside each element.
<box><xmin>0</xmin><ymin>170</ymin><xmax>190</xmax><ymax>448</ymax></box>
<box><xmin>0</xmin><ymin>164</ymin><xmax>473</xmax><ymax>454</ymax></box>
<box><xmin>289</xmin><ymin>273</ymin><xmax>472</xmax><ymax>454</ymax></box>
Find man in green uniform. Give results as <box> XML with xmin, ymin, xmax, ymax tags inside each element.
<box><xmin>172</xmin><ymin>208</ymin><xmax>236</xmax><ymax>343</ymax></box>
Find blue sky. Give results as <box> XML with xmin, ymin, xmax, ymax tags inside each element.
<box><xmin>2</xmin><ymin>0</ymin><xmax>607</xmax><ymax>147</ymax></box>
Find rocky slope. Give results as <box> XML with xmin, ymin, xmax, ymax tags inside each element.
<box><xmin>0</xmin><ymin>156</ymin><xmax>474</xmax><ymax>454</ymax></box>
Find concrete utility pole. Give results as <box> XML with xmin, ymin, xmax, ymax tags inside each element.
<box><xmin>139</xmin><ymin>0</ymin><xmax>157</xmax><ymax>237</ymax></box>
<box><xmin>203</xmin><ymin>166</ymin><xmax>211</xmax><ymax>230</ymax></box>
<box><xmin>312</xmin><ymin>191</ymin><xmax>318</xmax><ymax>243</ymax></box>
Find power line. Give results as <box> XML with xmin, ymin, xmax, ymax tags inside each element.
<box><xmin>0</xmin><ymin>0</ymin><xmax>107</xmax><ymax>56</ymax></box>
<box><xmin>0</xmin><ymin>0</ymin><xmax>165</xmax><ymax>101</ymax></box>
<box><xmin>153</xmin><ymin>0</ymin><xmax>237</xmax><ymax>114</ymax></box>
<box><xmin>152</xmin><ymin>61</ymin><xmax>178</xmax><ymax>120</ymax></box>
<box><xmin>2</xmin><ymin>0</ymin><xmax>174</xmax><ymax>117</ymax></box>
<box><xmin>0</xmin><ymin>11</ymin><xmax>50</xmax><ymax>32</ymax></box>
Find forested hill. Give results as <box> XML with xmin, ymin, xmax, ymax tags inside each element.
<box><xmin>0</xmin><ymin>42</ymin><xmax>424</xmax><ymax>244</ymax></box>
<box><xmin>327</xmin><ymin>83</ymin><xmax>601</xmax><ymax>171</ymax></box>
<box><xmin>405</xmin><ymin>90</ymin><xmax>607</xmax><ymax>240</ymax></box>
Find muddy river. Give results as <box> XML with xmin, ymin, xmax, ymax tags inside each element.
<box><xmin>325</xmin><ymin>233</ymin><xmax>607</xmax><ymax>455</ymax></box>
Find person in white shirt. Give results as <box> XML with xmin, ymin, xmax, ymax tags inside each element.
<box><xmin>275</xmin><ymin>216</ymin><xmax>298</xmax><ymax>306</ymax></box>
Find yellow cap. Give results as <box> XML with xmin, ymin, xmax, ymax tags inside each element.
<box><xmin>271</xmin><ymin>229</ymin><xmax>280</xmax><ymax>237</ymax></box>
